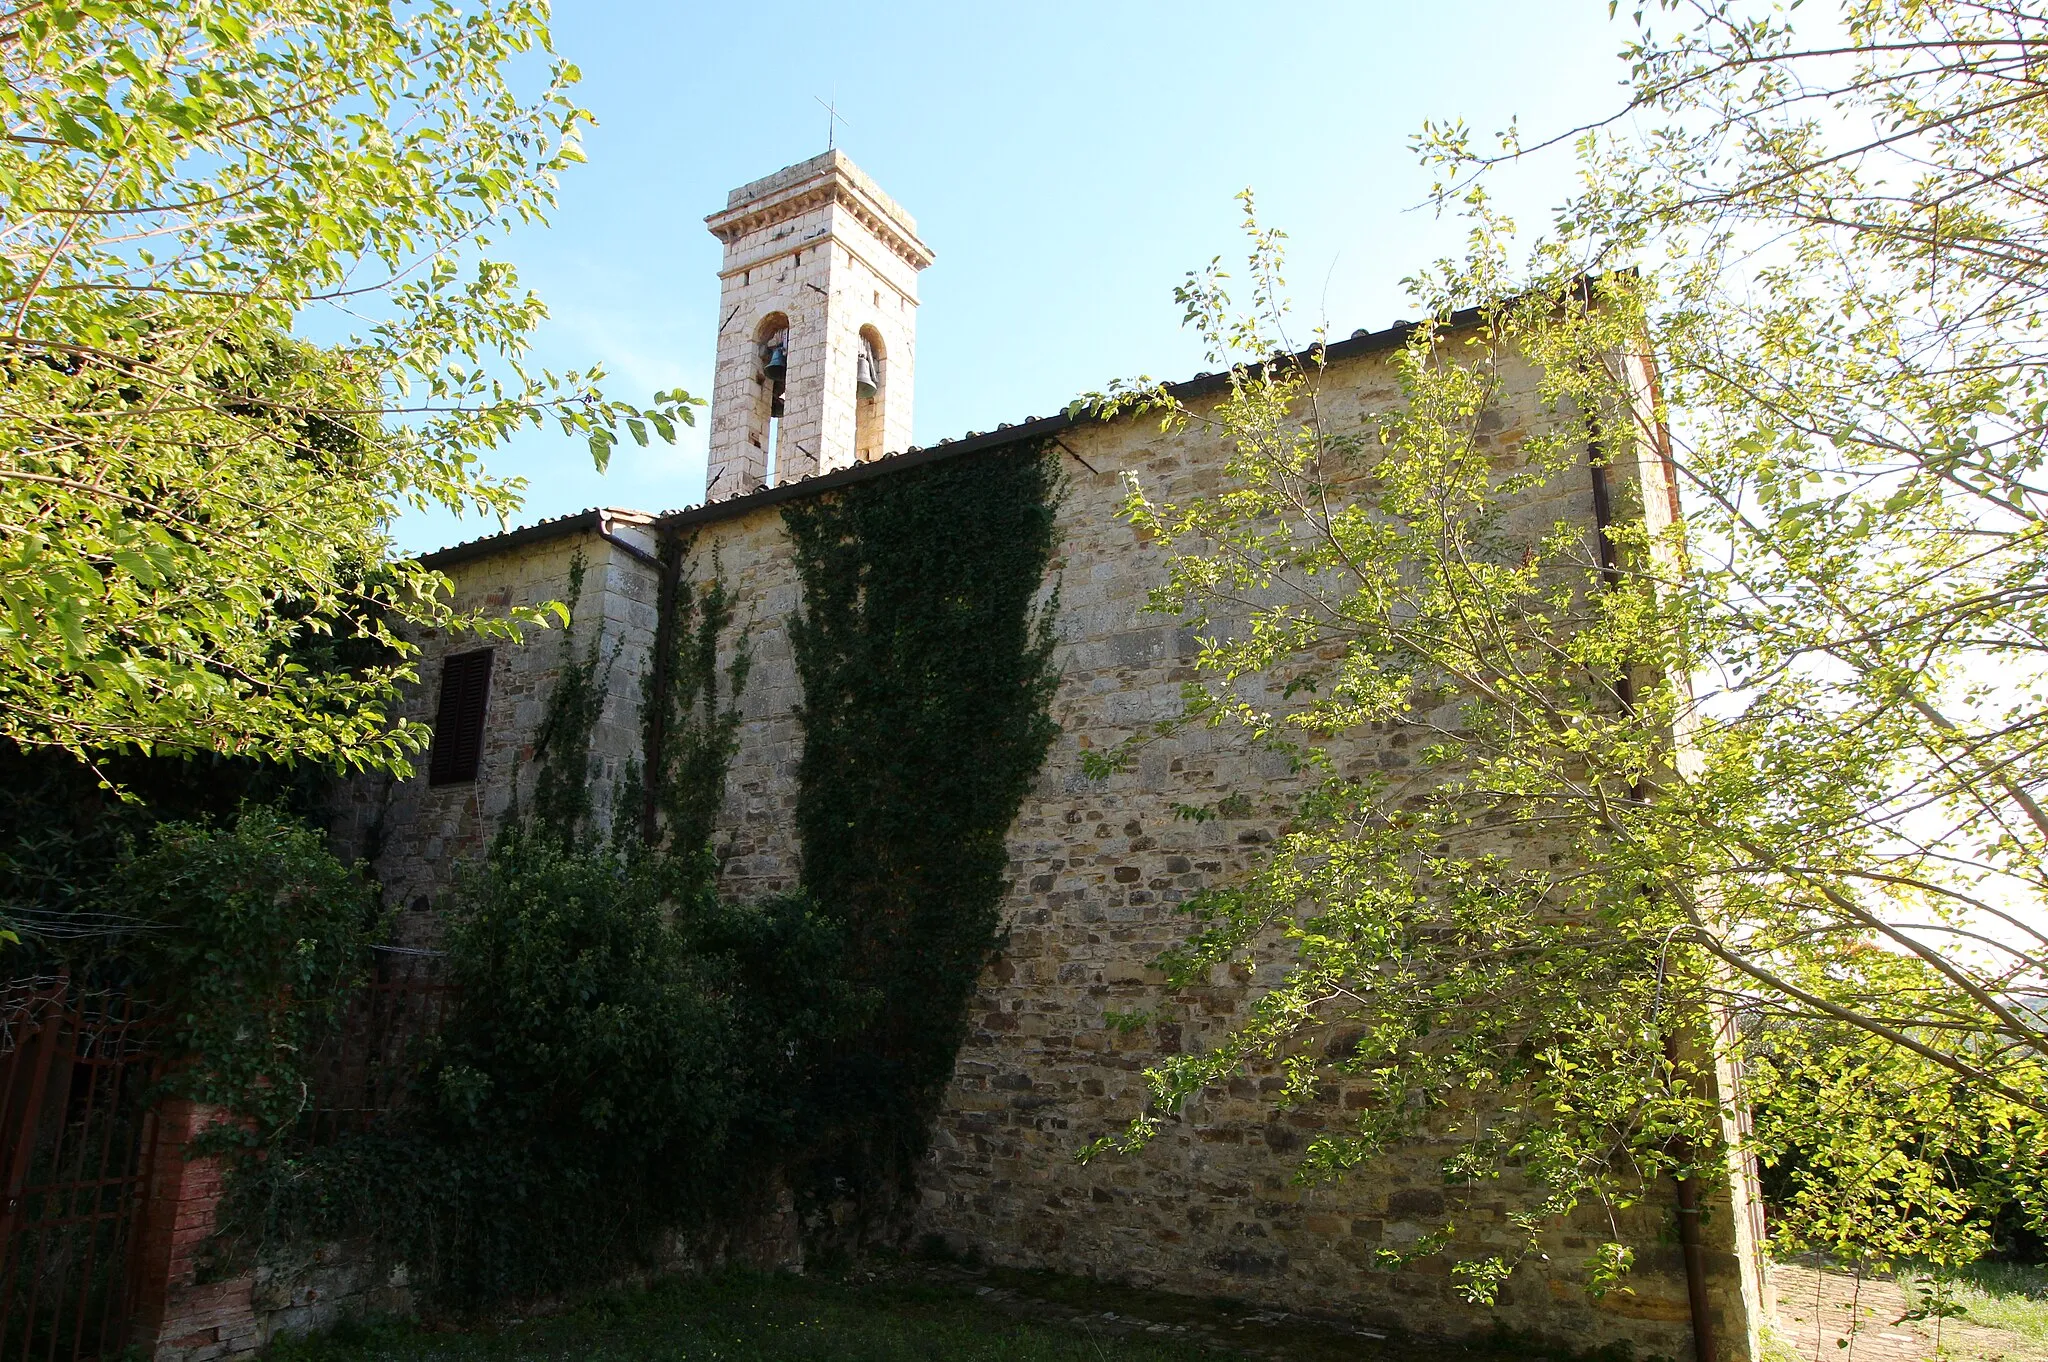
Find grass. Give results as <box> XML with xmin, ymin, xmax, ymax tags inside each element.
<box><xmin>258</xmin><ymin>1271</ymin><xmax>1232</xmax><ymax>1362</ymax></box>
<box><xmin>1903</xmin><ymin>1260</ymin><xmax>2048</xmax><ymax>1348</ymax></box>
<box><xmin>1757</xmin><ymin>1323</ymin><xmax>1816</xmax><ymax>1362</ymax></box>
<box><xmin>256</xmin><ymin>1258</ymin><xmax>1767</xmax><ymax>1362</ymax></box>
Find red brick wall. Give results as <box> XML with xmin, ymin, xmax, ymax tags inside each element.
<box><xmin>128</xmin><ymin>1101</ymin><xmax>260</xmax><ymax>1361</ymax></box>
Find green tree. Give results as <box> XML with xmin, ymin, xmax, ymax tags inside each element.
<box><xmin>1084</xmin><ymin>0</ymin><xmax>2048</xmax><ymax>1303</ymax></box>
<box><xmin>0</xmin><ymin>0</ymin><xmax>694</xmax><ymax>771</ymax></box>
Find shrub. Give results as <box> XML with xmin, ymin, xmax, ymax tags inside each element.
<box><xmin>118</xmin><ymin>805</ymin><xmax>376</xmax><ymax>1130</ymax></box>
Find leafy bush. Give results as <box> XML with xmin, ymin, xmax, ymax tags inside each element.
<box><xmin>427</xmin><ymin>832</ymin><xmax>846</xmax><ymax>1299</ymax></box>
<box><xmin>430</xmin><ymin>833</ymin><xmax>736</xmax><ymax>1298</ymax></box>
<box><xmin>248</xmin><ymin>831</ymin><xmax>853</xmax><ymax>1304</ymax></box>
<box><xmin>241</xmin><ymin>440</ymin><xmax>1067</xmax><ymax>1301</ymax></box>
<box><xmin>1747</xmin><ymin>1004</ymin><xmax>2048</xmax><ymax>1269</ymax></box>
<box><xmin>0</xmin><ymin>739</ymin><xmax>337</xmax><ymax>958</ymax></box>
<box><xmin>118</xmin><ymin>805</ymin><xmax>377</xmax><ymax>1130</ymax></box>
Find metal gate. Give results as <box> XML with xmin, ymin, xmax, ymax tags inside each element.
<box><xmin>301</xmin><ymin>947</ymin><xmax>454</xmax><ymax>1144</ymax></box>
<box><xmin>0</xmin><ymin>981</ymin><xmax>160</xmax><ymax>1362</ymax></box>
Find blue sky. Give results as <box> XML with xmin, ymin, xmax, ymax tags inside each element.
<box><xmin>397</xmin><ymin>1</ymin><xmax>1629</xmax><ymax>555</ymax></box>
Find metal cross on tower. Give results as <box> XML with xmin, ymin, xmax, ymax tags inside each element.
<box><xmin>815</xmin><ymin>94</ymin><xmax>849</xmax><ymax>151</ymax></box>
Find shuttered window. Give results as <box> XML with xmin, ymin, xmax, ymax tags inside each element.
<box><xmin>426</xmin><ymin>648</ymin><xmax>494</xmax><ymax>786</ymax></box>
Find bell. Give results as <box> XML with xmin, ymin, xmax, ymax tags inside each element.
<box><xmin>760</xmin><ymin>339</ymin><xmax>788</xmax><ymax>386</ymax></box>
<box><xmin>855</xmin><ymin>341</ymin><xmax>879</xmax><ymax>399</ymax></box>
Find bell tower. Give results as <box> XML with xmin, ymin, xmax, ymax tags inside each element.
<box><xmin>704</xmin><ymin>151</ymin><xmax>933</xmax><ymax>500</ymax></box>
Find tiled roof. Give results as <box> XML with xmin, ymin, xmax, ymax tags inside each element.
<box><xmin>418</xmin><ymin>507</ymin><xmax>652</xmax><ymax>570</ymax></box>
<box><xmin>418</xmin><ymin>310</ymin><xmax>1470</xmax><ymax>568</ymax></box>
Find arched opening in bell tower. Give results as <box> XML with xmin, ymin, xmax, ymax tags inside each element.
<box><xmin>751</xmin><ymin>313</ymin><xmax>790</xmax><ymax>487</ymax></box>
<box><xmin>855</xmin><ymin>326</ymin><xmax>886</xmax><ymax>462</ymax></box>
<box><xmin>704</xmin><ymin>154</ymin><xmax>930</xmax><ymax>499</ymax></box>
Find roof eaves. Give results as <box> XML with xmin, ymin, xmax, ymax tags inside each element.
<box><xmin>417</xmin><ymin>308</ymin><xmax>1480</xmax><ymax>559</ymax></box>
<box><xmin>419</xmin><ymin>507</ymin><xmax>650</xmax><ymax>570</ymax></box>
<box><xmin>656</xmin><ymin>308</ymin><xmax>1475</xmax><ymax>533</ymax></box>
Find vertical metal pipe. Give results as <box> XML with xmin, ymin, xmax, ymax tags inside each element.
<box><xmin>640</xmin><ymin>529</ymin><xmax>685</xmax><ymax>846</ymax></box>
<box><xmin>66</xmin><ymin>1031</ymin><xmax>103</xmax><ymax>1360</ymax></box>
<box><xmin>1589</xmin><ymin>401</ymin><xmax>1718</xmax><ymax>1362</ymax></box>
<box><xmin>120</xmin><ymin>1088</ymin><xmax>162</xmax><ymax>1355</ymax></box>
<box><xmin>1</xmin><ymin>989</ymin><xmax>62</xmax><ymax>1255</ymax></box>
<box><xmin>1665</xmin><ymin>1033</ymin><xmax>1721</xmax><ymax>1362</ymax></box>
<box><xmin>0</xmin><ymin>989</ymin><xmax>57</xmax><ymax>1355</ymax></box>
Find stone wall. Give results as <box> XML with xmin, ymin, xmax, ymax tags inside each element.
<box><xmin>345</xmin><ymin>336</ymin><xmax>1763</xmax><ymax>1361</ymax></box>
<box><xmin>333</xmin><ymin>514</ymin><xmax>664</xmax><ymax>942</ymax></box>
<box><xmin>130</xmin><ymin>1102</ymin><xmax>411</xmax><ymax>1362</ymax></box>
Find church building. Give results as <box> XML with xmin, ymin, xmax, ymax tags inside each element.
<box><xmin>335</xmin><ymin>151</ymin><xmax>1769</xmax><ymax>1360</ymax></box>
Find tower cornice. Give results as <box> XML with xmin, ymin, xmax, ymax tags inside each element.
<box><xmin>705</xmin><ymin>150</ymin><xmax>934</xmax><ymax>272</ymax></box>
<box><xmin>704</xmin><ymin>151</ymin><xmax>928</xmax><ymax>497</ymax></box>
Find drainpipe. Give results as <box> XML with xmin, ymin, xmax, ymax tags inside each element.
<box><xmin>595</xmin><ymin>509</ymin><xmax>664</xmax><ymax>569</ymax></box>
<box><xmin>638</xmin><ymin>529</ymin><xmax>683</xmax><ymax>844</ymax></box>
<box><xmin>1588</xmin><ymin>408</ymin><xmax>1719</xmax><ymax>1362</ymax></box>
<box><xmin>592</xmin><ymin>509</ymin><xmax>679</xmax><ymax>844</ymax></box>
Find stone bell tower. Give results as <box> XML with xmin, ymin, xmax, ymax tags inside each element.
<box><xmin>703</xmin><ymin>151</ymin><xmax>933</xmax><ymax>500</ymax></box>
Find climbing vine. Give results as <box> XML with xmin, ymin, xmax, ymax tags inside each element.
<box><xmin>639</xmin><ymin>534</ymin><xmax>752</xmax><ymax>856</ymax></box>
<box><xmin>525</xmin><ymin>554</ymin><xmax>610</xmax><ymax>846</ymax></box>
<box><xmin>122</xmin><ymin>807</ymin><xmax>378</xmax><ymax>1130</ymax></box>
<box><xmin>782</xmin><ymin>440</ymin><xmax>1063</xmax><ymax>1198</ymax></box>
<box><xmin>231</xmin><ymin>547</ymin><xmax>806</xmax><ymax>1303</ymax></box>
<box><xmin>234</xmin><ymin>442</ymin><xmax>1065</xmax><ymax>1300</ymax></box>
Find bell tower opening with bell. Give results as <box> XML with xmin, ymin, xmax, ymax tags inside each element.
<box><xmin>704</xmin><ymin>151</ymin><xmax>932</xmax><ymax>500</ymax></box>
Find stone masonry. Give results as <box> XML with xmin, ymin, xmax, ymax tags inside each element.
<box><xmin>702</xmin><ymin>152</ymin><xmax>930</xmax><ymax>498</ymax></box>
<box><xmin>333</xmin><ymin>510</ymin><xmax>665</xmax><ymax>948</ymax></box>
<box><xmin>337</xmin><ymin>324</ymin><xmax>1769</xmax><ymax>1362</ymax></box>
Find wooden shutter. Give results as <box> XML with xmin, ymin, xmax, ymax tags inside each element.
<box><xmin>426</xmin><ymin>649</ymin><xmax>494</xmax><ymax>786</ymax></box>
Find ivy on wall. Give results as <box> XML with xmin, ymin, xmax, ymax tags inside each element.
<box><xmin>234</xmin><ymin>551</ymin><xmax>794</xmax><ymax>1303</ymax></box>
<box><xmin>235</xmin><ymin>441</ymin><xmax>1067</xmax><ymax>1302</ymax></box>
<box><xmin>525</xmin><ymin>554</ymin><xmax>611</xmax><ymax>845</ymax></box>
<box><xmin>783</xmin><ymin>440</ymin><xmax>1063</xmax><ymax>1194</ymax></box>
<box><xmin>639</xmin><ymin>534</ymin><xmax>751</xmax><ymax>856</ymax></box>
